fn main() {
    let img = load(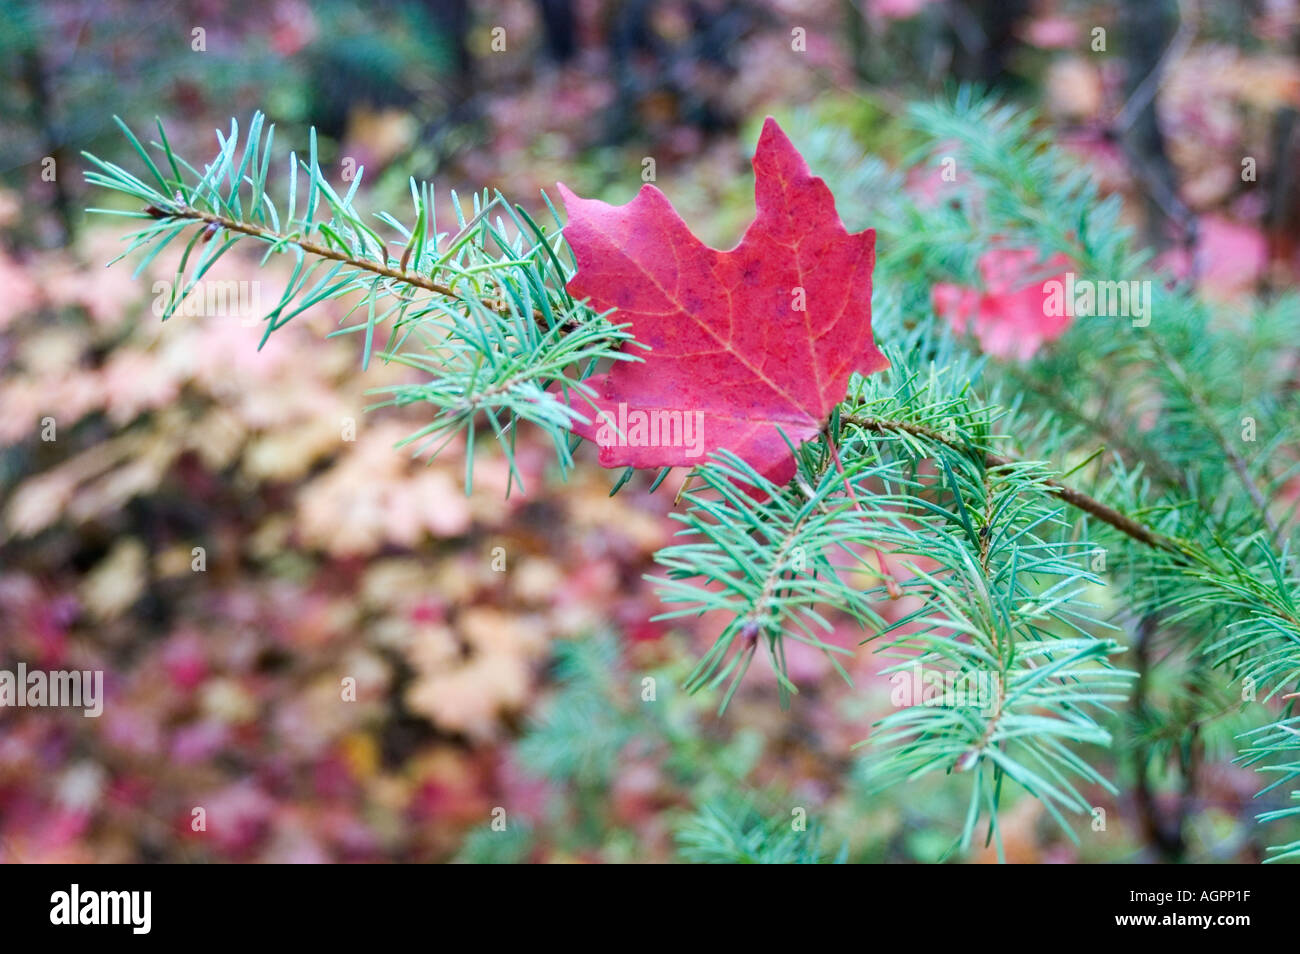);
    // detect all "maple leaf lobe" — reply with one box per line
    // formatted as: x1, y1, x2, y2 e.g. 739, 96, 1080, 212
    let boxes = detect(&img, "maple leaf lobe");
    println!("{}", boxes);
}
558, 117, 888, 486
